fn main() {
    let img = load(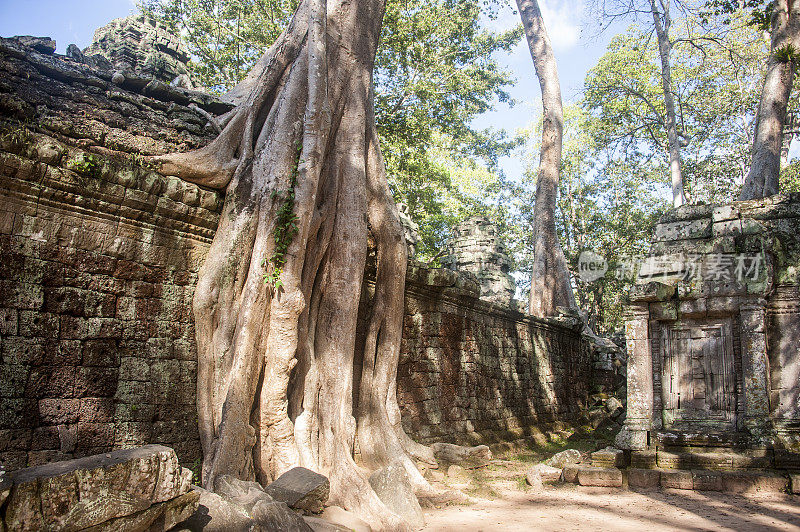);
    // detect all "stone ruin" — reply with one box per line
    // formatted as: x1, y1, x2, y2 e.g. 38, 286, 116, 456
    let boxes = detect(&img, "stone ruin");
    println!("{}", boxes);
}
616, 195, 800, 469
82, 15, 194, 89
441, 217, 517, 307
